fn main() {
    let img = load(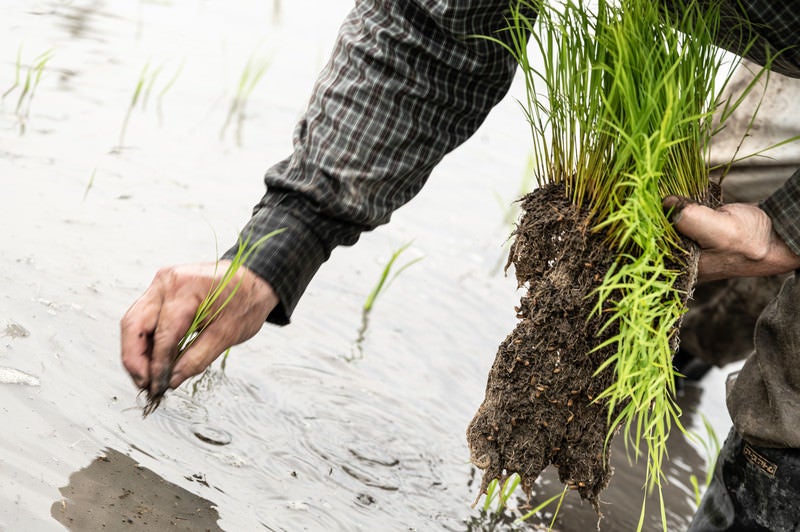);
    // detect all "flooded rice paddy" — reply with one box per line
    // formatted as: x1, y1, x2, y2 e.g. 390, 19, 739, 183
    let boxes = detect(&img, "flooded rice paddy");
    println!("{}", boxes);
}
0, 1, 737, 530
